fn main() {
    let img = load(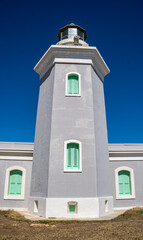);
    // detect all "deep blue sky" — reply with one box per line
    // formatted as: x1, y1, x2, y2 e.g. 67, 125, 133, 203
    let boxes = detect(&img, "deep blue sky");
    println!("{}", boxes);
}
0, 0, 143, 143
